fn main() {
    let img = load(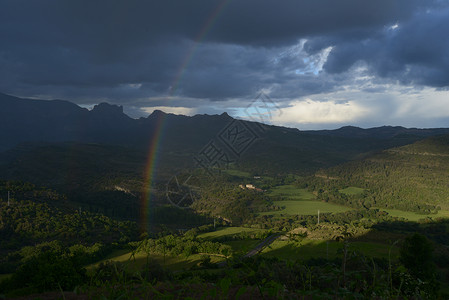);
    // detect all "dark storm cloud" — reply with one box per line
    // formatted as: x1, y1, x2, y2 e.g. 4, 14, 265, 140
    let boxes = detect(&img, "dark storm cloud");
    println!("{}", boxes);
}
210, 0, 424, 45
1, 0, 427, 49
320, 6, 449, 87
0, 0, 448, 117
